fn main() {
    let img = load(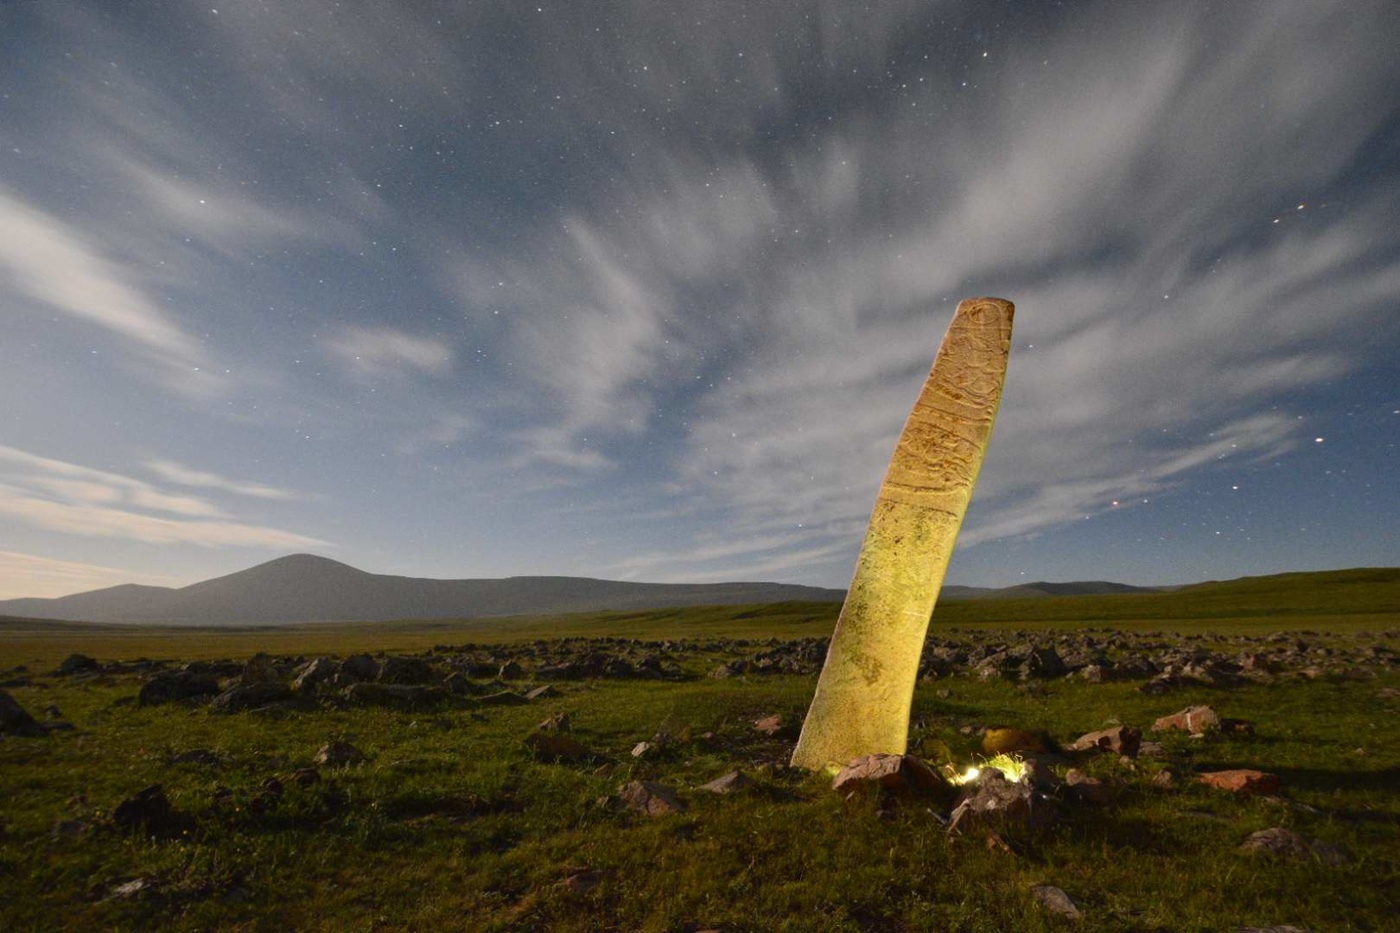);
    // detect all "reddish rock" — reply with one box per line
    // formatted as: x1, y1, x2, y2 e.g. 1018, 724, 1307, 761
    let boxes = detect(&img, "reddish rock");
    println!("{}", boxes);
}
1067, 725, 1142, 757
752, 714, 789, 737
1197, 769, 1281, 796
1151, 705, 1220, 735
832, 754, 943, 796
617, 780, 686, 816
